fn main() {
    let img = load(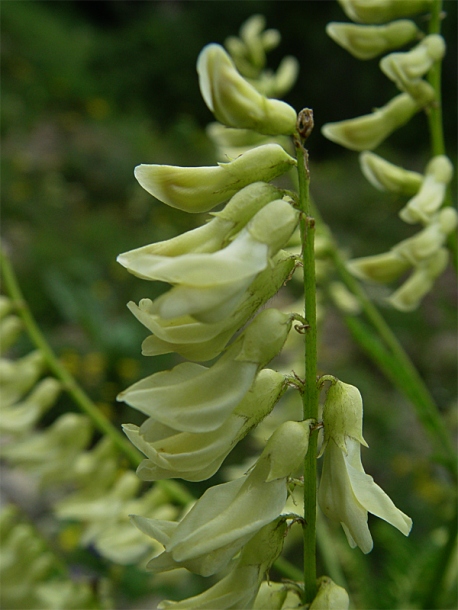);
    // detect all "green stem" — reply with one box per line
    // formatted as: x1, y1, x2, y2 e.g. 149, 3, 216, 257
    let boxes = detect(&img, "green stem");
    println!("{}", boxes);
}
295, 116, 319, 604
427, 0, 445, 157
0, 247, 195, 505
